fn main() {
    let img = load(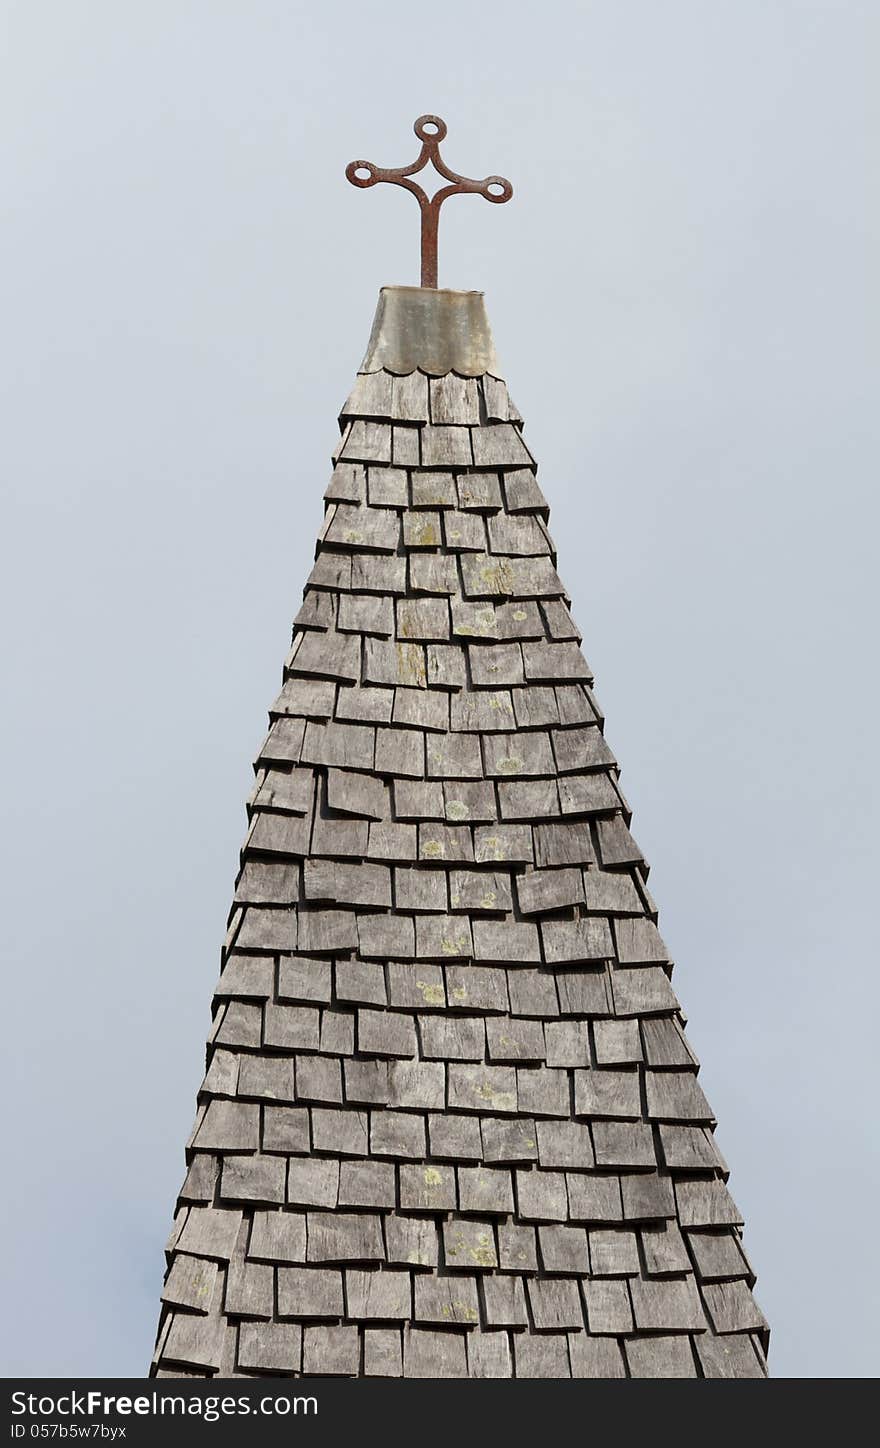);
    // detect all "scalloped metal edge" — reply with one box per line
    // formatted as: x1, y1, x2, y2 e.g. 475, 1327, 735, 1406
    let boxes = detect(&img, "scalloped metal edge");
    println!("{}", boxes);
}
359, 286, 503, 378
